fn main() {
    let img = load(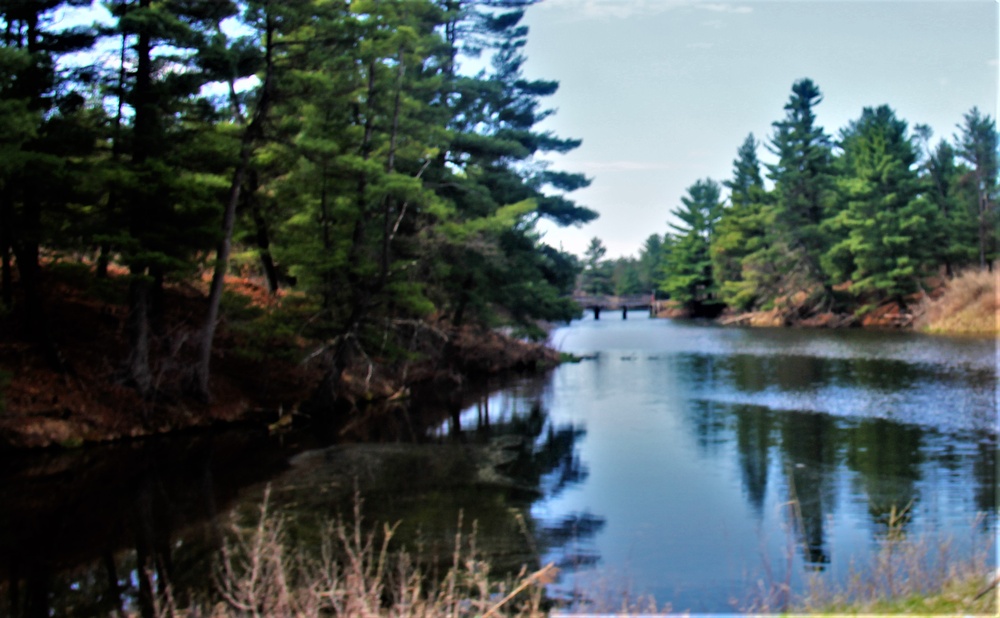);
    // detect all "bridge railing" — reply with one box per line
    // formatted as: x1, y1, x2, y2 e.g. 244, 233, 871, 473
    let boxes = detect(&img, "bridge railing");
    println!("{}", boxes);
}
571, 294, 655, 309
